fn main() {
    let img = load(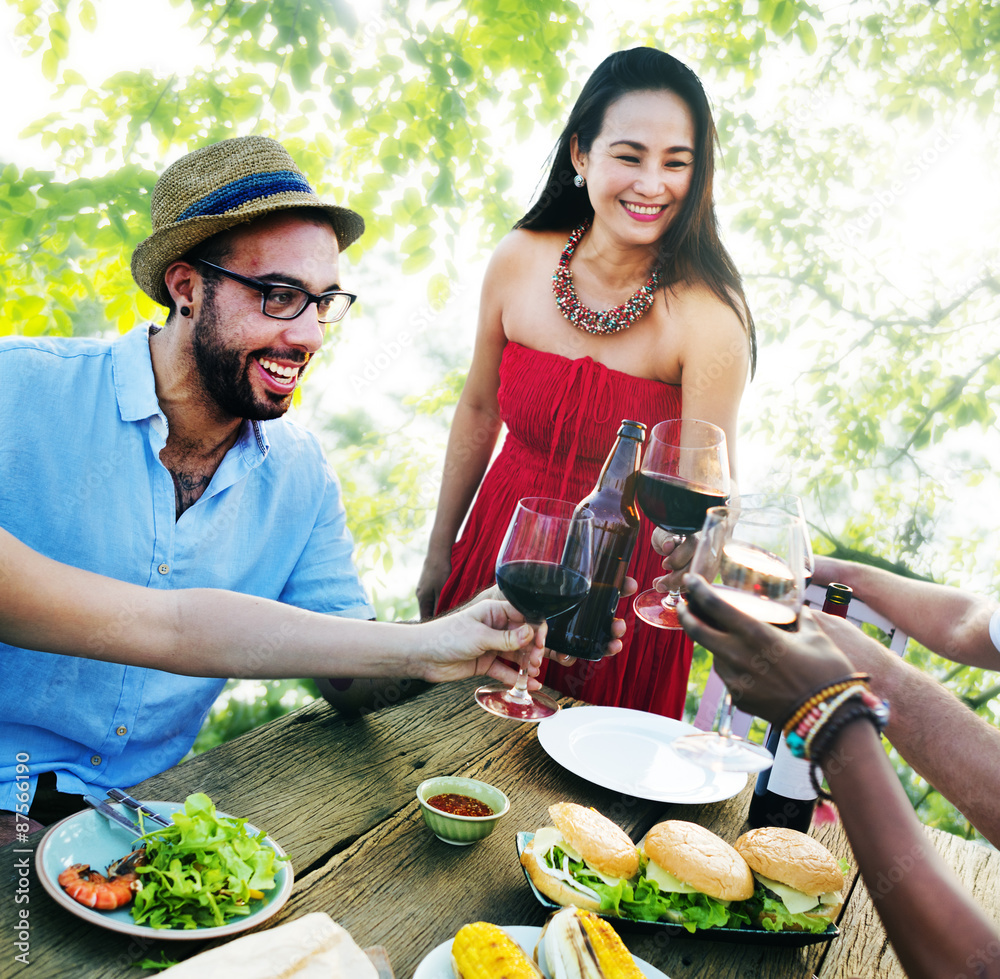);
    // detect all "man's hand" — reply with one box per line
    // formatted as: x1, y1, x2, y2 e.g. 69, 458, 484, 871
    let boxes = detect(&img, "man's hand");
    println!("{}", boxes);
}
811, 554, 852, 590
812, 610, 899, 682
419, 598, 546, 685
468, 579, 636, 668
